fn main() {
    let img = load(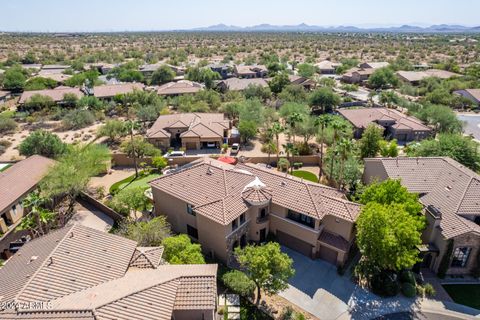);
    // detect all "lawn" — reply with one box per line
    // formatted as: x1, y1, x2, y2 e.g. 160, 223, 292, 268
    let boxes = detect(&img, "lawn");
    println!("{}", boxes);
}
109, 172, 161, 194
291, 170, 318, 183
443, 284, 480, 310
